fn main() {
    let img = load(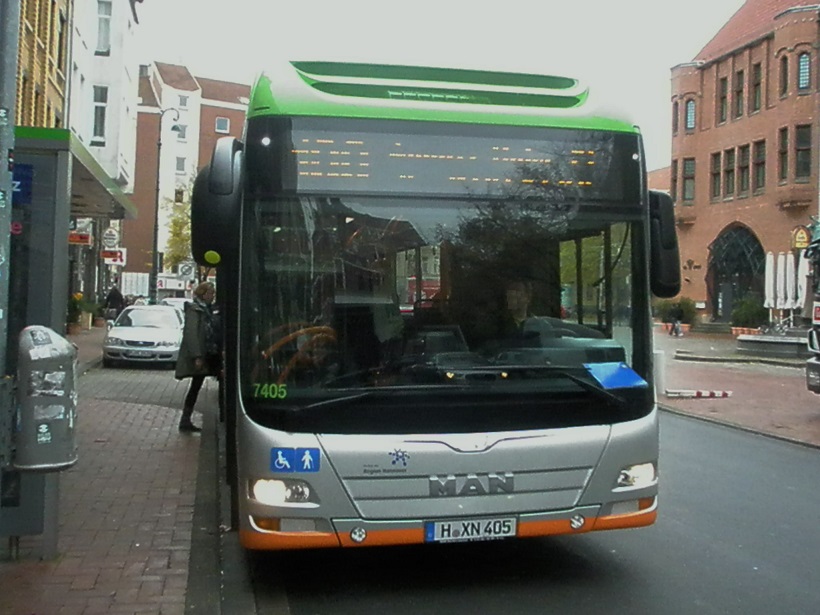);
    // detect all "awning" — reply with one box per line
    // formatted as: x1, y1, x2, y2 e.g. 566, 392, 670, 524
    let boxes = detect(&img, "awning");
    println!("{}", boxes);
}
14, 126, 138, 220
